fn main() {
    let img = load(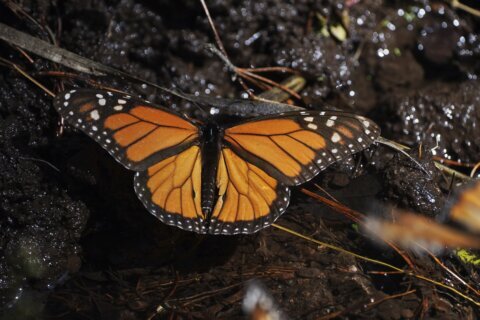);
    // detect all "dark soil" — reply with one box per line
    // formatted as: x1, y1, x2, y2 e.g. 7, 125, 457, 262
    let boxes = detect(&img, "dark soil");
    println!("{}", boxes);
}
0, 0, 479, 319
